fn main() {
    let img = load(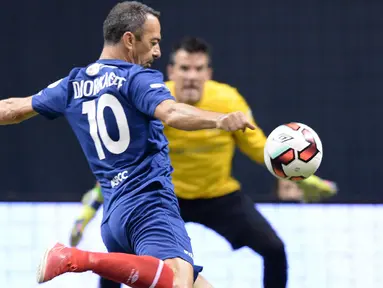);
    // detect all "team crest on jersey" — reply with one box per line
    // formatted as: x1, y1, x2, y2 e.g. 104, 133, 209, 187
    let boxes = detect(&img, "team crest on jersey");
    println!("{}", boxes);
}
86, 63, 118, 76
86, 63, 101, 76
